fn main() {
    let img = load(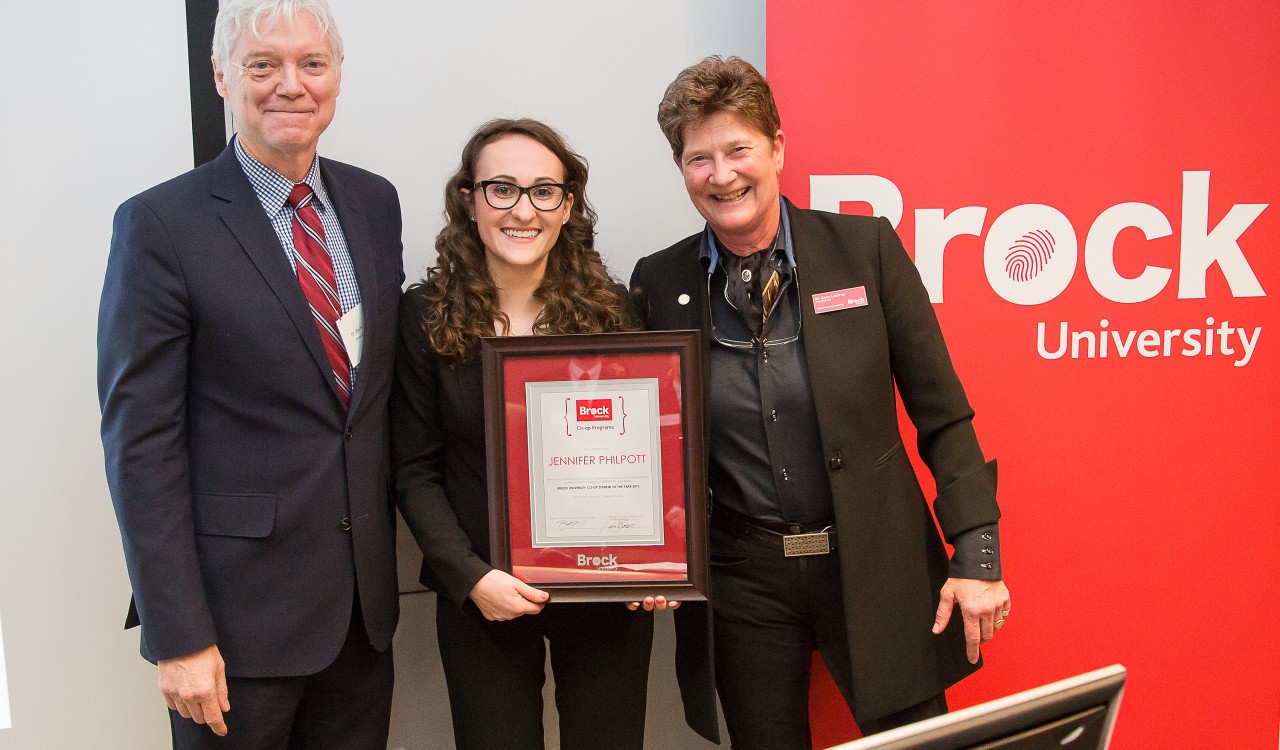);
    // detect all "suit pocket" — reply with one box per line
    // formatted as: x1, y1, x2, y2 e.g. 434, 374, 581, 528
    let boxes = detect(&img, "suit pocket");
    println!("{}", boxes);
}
192, 492, 277, 538
709, 554, 751, 568
872, 439, 904, 468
